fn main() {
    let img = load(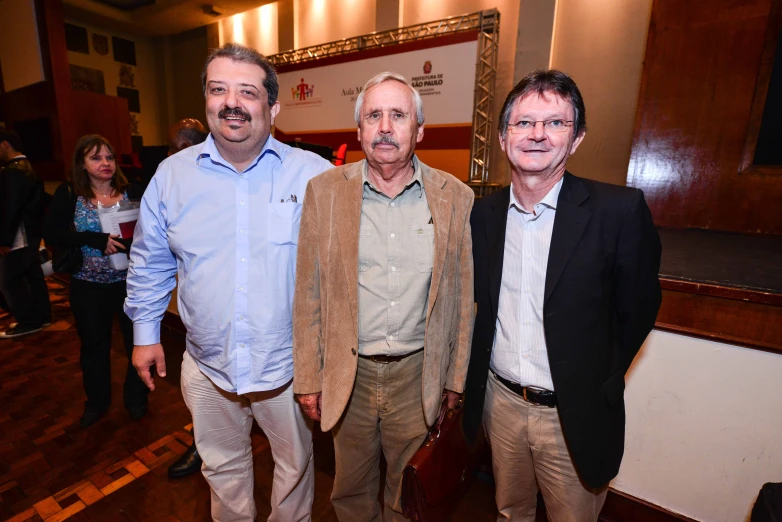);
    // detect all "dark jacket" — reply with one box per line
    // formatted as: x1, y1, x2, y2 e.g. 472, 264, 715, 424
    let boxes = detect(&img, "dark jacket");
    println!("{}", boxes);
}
43, 182, 143, 253
463, 172, 662, 489
1, 157, 47, 247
